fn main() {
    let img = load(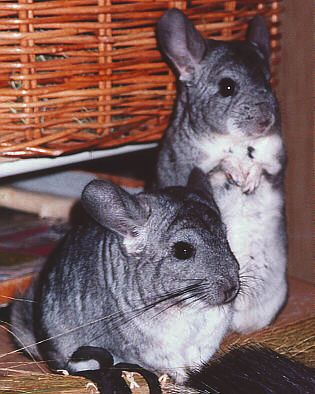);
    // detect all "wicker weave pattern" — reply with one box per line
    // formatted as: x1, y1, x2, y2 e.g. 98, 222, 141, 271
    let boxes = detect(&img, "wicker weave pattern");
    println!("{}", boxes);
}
0, 1, 281, 158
